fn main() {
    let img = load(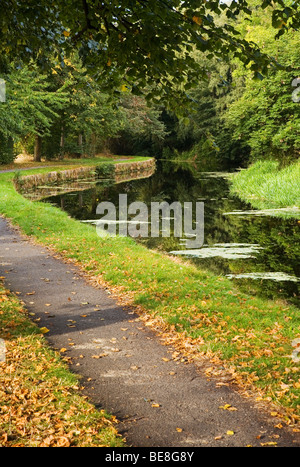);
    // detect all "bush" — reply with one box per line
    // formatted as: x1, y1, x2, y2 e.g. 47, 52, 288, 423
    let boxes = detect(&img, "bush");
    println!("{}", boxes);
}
0, 135, 15, 164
